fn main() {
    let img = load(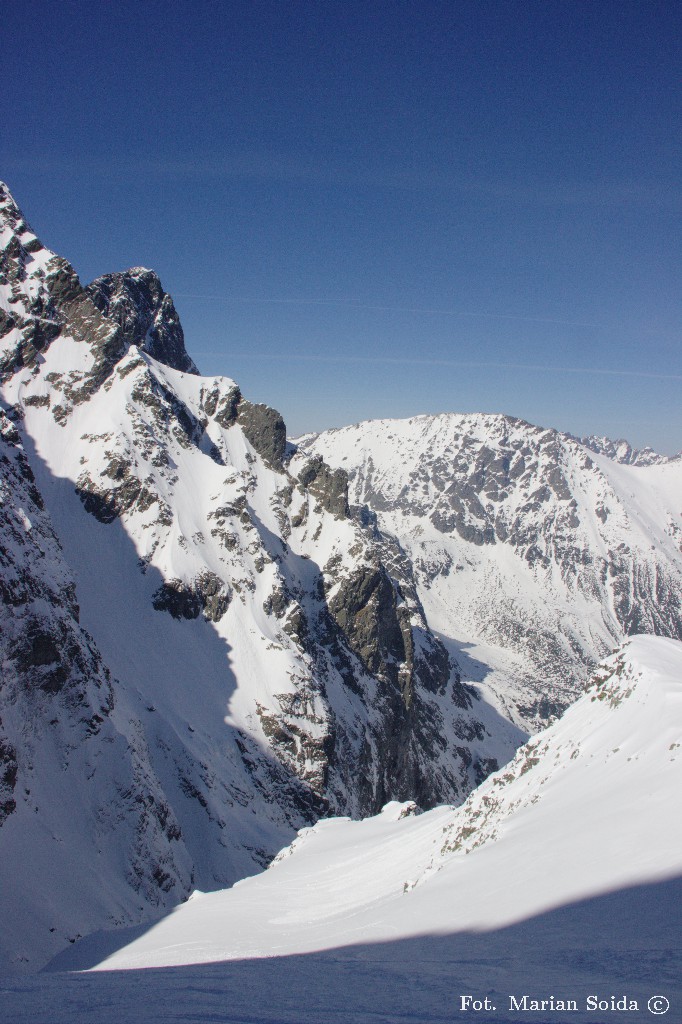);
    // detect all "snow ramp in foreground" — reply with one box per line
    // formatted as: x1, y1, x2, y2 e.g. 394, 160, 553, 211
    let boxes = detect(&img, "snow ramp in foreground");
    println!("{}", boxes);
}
80, 634, 682, 971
